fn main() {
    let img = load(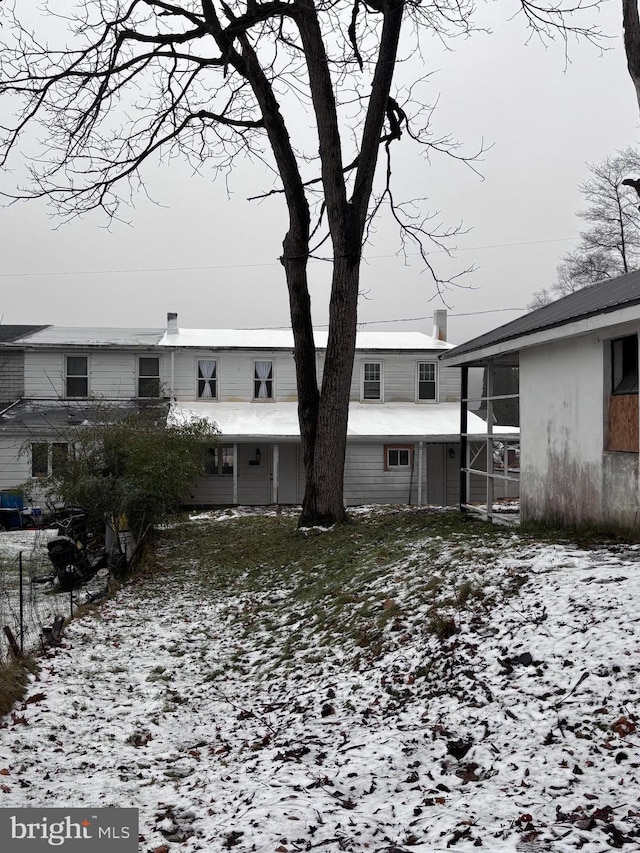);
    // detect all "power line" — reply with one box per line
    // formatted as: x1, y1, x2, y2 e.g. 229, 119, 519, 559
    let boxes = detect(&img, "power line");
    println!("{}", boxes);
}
253, 307, 528, 330
0, 236, 575, 279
